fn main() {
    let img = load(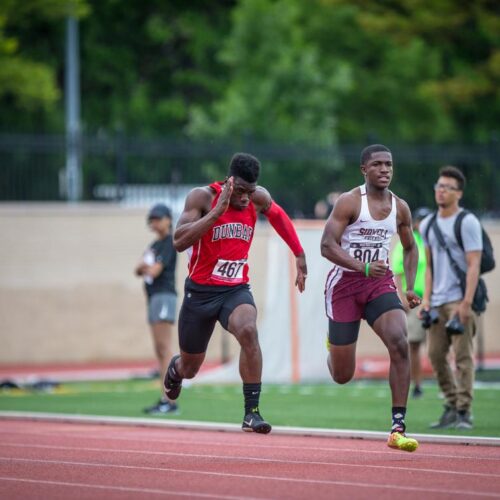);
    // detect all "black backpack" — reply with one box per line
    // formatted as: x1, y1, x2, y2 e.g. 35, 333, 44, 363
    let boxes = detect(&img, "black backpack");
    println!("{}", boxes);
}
454, 210, 495, 274
425, 209, 495, 274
